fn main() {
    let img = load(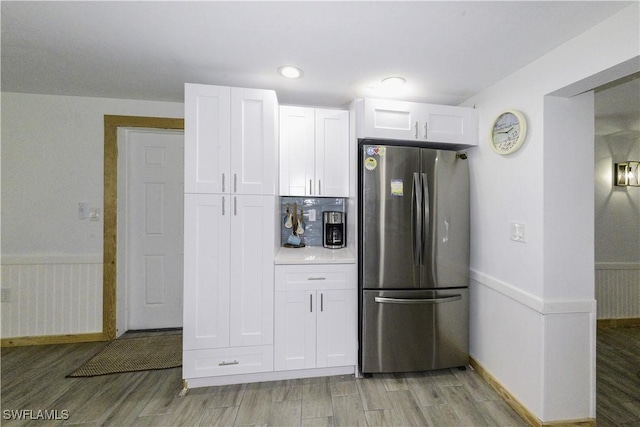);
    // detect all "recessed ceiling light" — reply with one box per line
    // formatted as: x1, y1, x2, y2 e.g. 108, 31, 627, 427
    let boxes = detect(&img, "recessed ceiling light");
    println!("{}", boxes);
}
381, 76, 406, 87
278, 65, 303, 79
